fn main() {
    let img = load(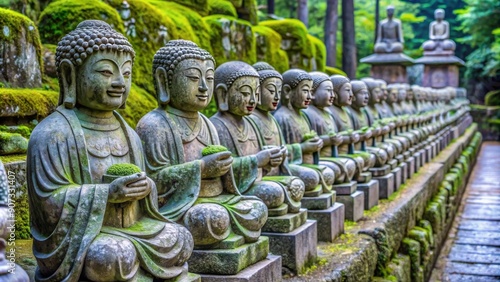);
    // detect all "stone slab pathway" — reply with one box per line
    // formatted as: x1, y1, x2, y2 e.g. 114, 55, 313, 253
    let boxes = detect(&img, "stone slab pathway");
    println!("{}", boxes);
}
442, 142, 500, 281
